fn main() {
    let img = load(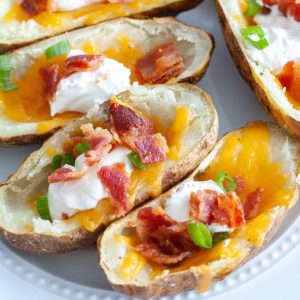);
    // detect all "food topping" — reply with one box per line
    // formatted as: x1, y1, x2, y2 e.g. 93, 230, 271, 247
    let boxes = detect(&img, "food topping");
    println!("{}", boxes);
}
137, 43, 185, 84
243, 188, 263, 220
0, 55, 18, 92
216, 170, 237, 192
109, 101, 169, 164
244, 0, 263, 16
98, 163, 130, 215
127, 152, 148, 170
51, 153, 75, 172
35, 195, 52, 221
187, 222, 212, 249
240, 25, 269, 50
277, 61, 300, 107
45, 40, 71, 60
